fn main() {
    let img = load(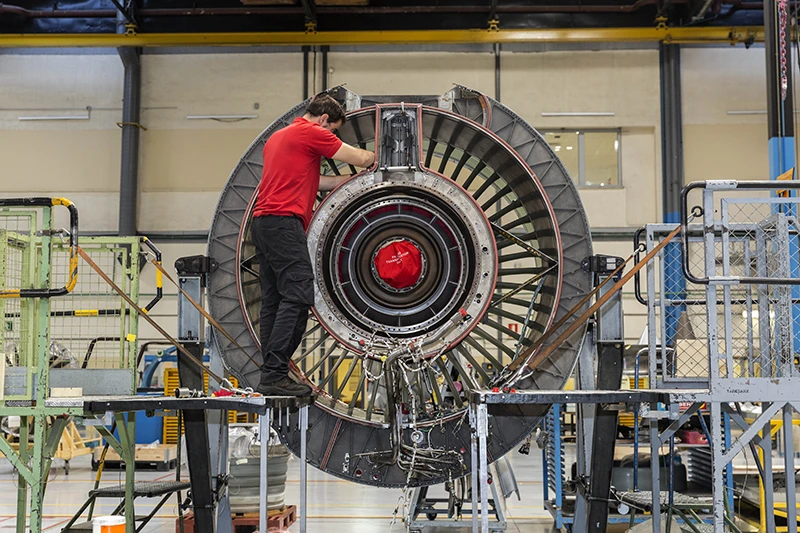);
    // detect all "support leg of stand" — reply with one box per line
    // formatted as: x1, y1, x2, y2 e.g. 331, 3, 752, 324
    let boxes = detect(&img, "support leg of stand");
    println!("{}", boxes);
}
259, 408, 270, 533
28, 415, 47, 533
650, 415, 661, 533
16, 417, 29, 533
710, 402, 725, 533
490, 479, 506, 526
300, 405, 308, 533
470, 407, 478, 533
478, 403, 489, 533
784, 404, 797, 533
761, 425, 777, 533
